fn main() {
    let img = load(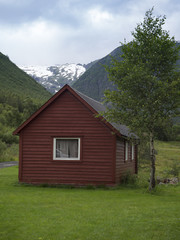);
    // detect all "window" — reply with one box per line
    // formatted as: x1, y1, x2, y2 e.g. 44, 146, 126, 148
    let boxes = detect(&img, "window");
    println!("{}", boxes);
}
53, 138, 80, 160
125, 141, 128, 161
131, 144, 135, 160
